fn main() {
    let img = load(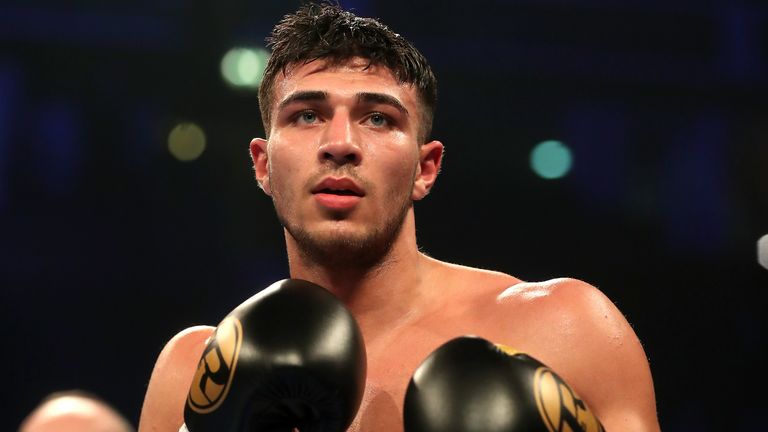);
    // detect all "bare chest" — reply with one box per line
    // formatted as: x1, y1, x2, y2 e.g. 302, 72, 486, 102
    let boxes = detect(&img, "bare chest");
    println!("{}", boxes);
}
347, 314, 501, 432
344, 276, 534, 431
